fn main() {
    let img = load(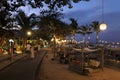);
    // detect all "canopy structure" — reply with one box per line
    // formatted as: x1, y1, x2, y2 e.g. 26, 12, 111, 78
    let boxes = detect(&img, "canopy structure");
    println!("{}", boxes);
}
73, 47, 101, 53
69, 47, 103, 75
